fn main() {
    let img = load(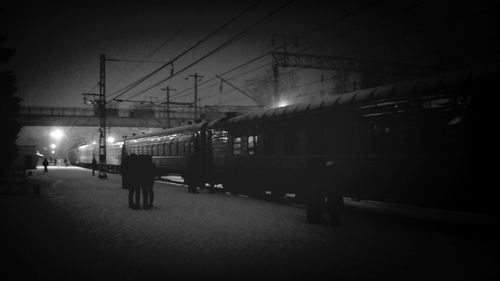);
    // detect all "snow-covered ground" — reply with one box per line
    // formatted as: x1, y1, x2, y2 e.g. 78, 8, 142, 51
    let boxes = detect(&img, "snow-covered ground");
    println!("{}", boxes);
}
1, 166, 497, 280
